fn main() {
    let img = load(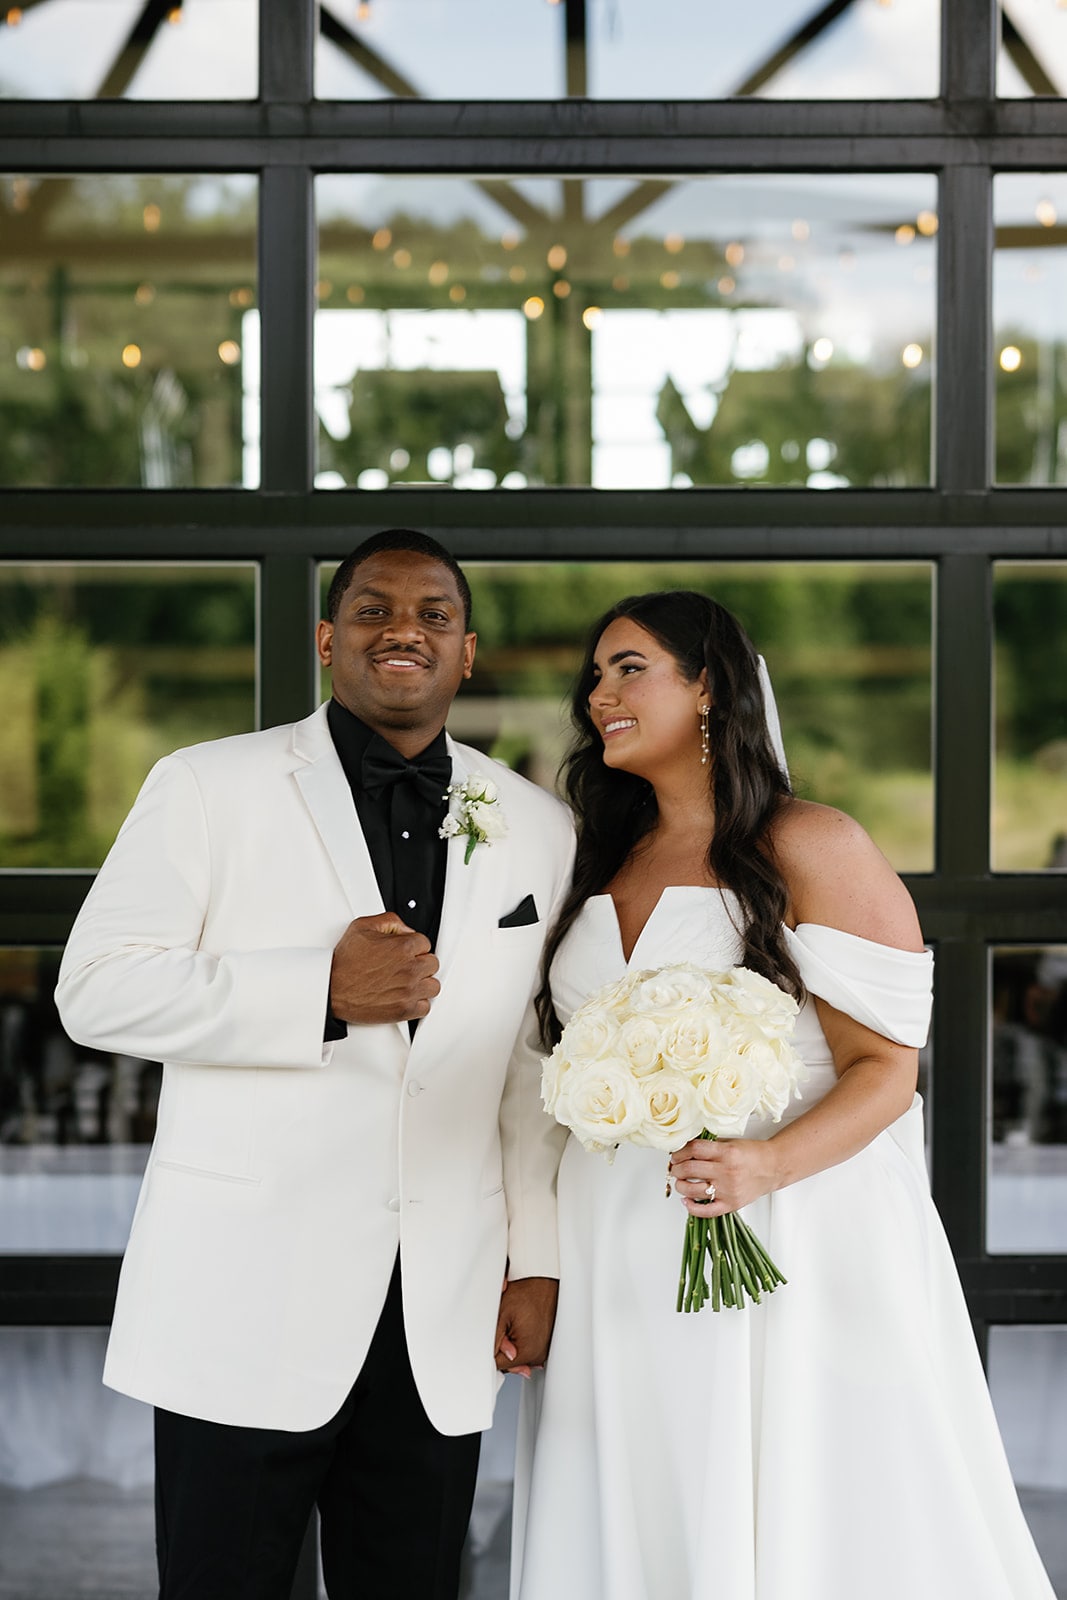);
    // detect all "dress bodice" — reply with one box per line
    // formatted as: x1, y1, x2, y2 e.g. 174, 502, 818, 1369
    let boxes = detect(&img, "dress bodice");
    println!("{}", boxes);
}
551, 887, 933, 1131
